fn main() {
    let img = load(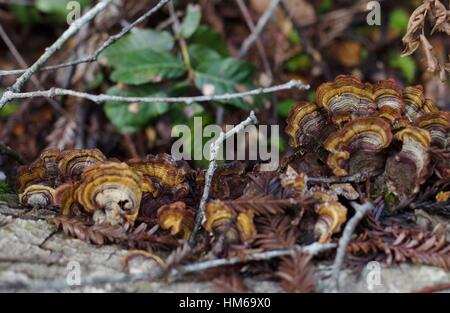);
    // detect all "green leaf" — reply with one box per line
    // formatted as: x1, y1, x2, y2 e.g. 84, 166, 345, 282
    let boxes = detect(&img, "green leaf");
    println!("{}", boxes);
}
190, 26, 229, 57
104, 85, 169, 134
194, 57, 255, 110
110, 50, 186, 85
99, 29, 174, 66
284, 53, 312, 72
0, 90, 19, 117
389, 9, 409, 35
36, 0, 91, 14
188, 44, 222, 69
389, 52, 416, 83
277, 99, 296, 118
10, 5, 42, 25
85, 72, 104, 90
318, 0, 333, 13
180, 4, 202, 38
